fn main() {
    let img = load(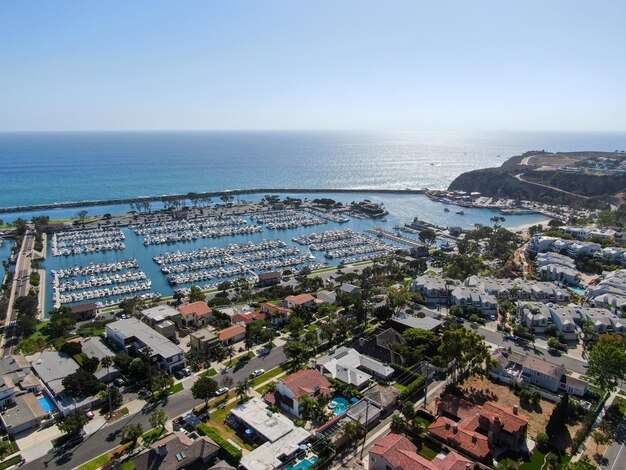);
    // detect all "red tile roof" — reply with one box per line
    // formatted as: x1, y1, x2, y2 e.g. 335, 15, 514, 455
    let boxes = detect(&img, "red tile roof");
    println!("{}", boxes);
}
284, 294, 316, 305
370, 433, 474, 470
178, 301, 212, 317
281, 369, 332, 398
218, 325, 245, 341
232, 311, 266, 324
429, 416, 490, 460
261, 303, 291, 316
